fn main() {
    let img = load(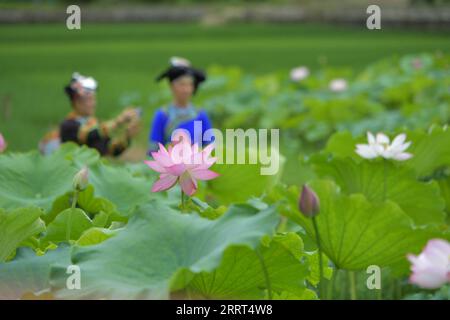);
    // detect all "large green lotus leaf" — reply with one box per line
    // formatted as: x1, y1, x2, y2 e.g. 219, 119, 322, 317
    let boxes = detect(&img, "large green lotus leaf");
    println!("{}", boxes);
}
186, 233, 310, 299
304, 251, 334, 286
406, 126, 450, 178
0, 245, 71, 299
0, 152, 78, 211
273, 289, 318, 300
53, 142, 101, 168
44, 186, 120, 226
41, 208, 93, 244
76, 185, 115, 215
208, 146, 284, 204
278, 180, 438, 271
49, 201, 279, 299
0, 207, 46, 262
310, 156, 446, 226
88, 163, 153, 216
324, 131, 363, 159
